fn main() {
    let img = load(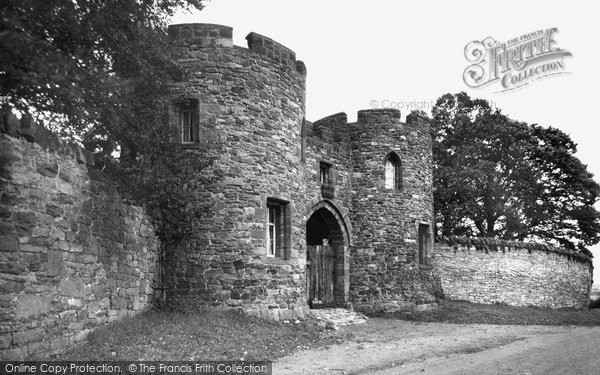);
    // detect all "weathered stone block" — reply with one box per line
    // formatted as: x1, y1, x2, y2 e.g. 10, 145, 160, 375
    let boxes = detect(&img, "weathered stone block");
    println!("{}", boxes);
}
0, 279, 25, 294
27, 340, 50, 357
0, 333, 11, 349
1, 345, 28, 360
15, 295, 50, 320
0, 235, 18, 252
47, 250, 66, 276
12, 328, 44, 345
50, 336, 70, 350
36, 159, 59, 178
60, 278, 85, 297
